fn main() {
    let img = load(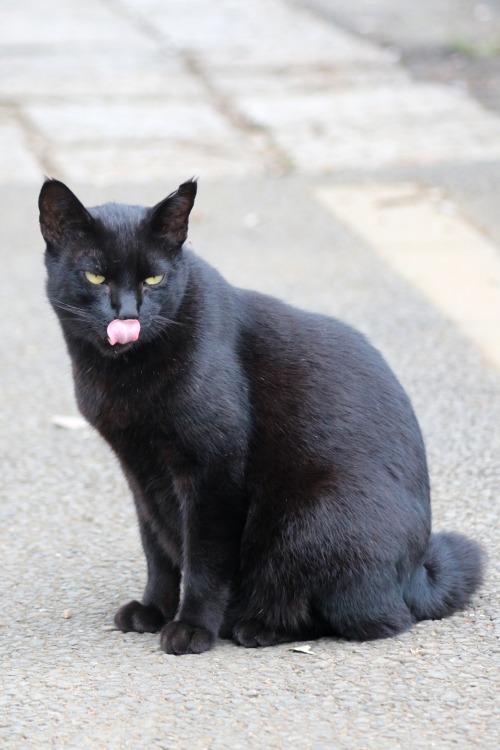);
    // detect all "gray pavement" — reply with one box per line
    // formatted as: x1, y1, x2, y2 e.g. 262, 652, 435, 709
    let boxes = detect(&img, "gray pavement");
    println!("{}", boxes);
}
0, 2, 499, 749
298, 0, 500, 112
